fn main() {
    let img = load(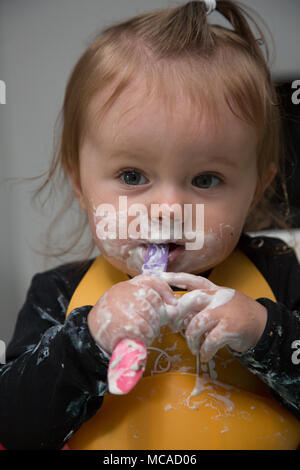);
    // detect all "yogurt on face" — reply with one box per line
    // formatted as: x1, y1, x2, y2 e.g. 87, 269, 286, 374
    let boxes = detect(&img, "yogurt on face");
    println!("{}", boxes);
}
93, 204, 236, 274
